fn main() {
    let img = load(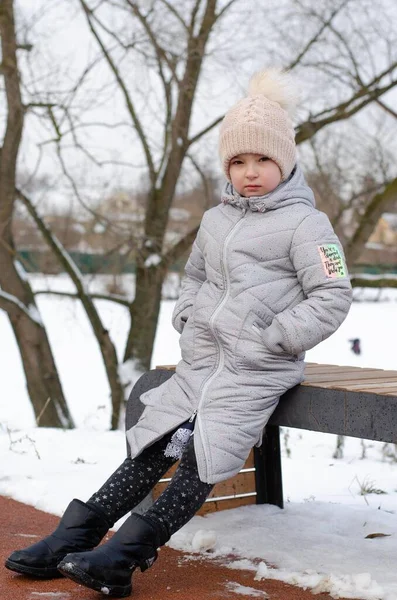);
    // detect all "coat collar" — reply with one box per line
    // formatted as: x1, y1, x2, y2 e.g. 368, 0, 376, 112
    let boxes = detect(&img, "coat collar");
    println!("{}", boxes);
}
221, 165, 316, 212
